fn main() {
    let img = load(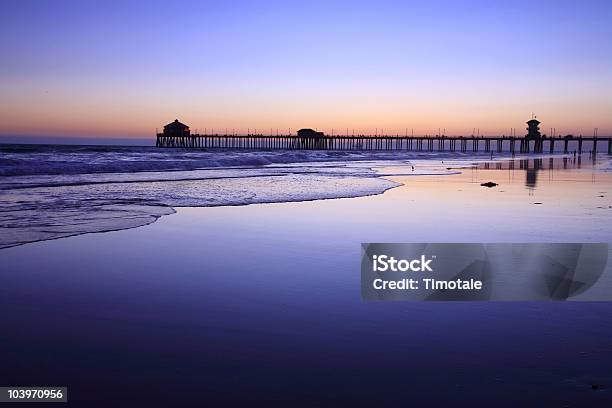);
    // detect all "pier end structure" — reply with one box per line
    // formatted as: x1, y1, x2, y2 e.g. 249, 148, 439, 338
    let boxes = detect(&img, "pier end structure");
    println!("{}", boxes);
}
157, 119, 190, 147
522, 118, 543, 153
